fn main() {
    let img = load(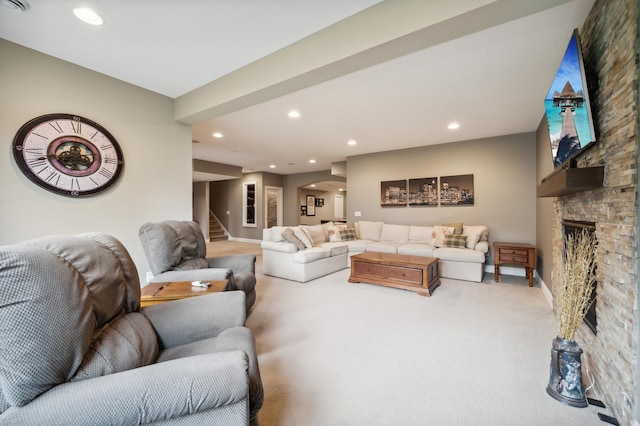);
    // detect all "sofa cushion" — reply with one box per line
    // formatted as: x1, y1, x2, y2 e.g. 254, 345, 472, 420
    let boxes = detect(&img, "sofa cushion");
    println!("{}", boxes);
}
408, 225, 435, 243
269, 226, 288, 242
358, 221, 384, 241
281, 228, 305, 250
366, 242, 401, 254
292, 247, 330, 264
397, 244, 435, 257
328, 244, 348, 256
442, 234, 467, 249
342, 240, 375, 252
463, 225, 488, 249
431, 226, 455, 247
380, 224, 410, 244
434, 247, 486, 263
